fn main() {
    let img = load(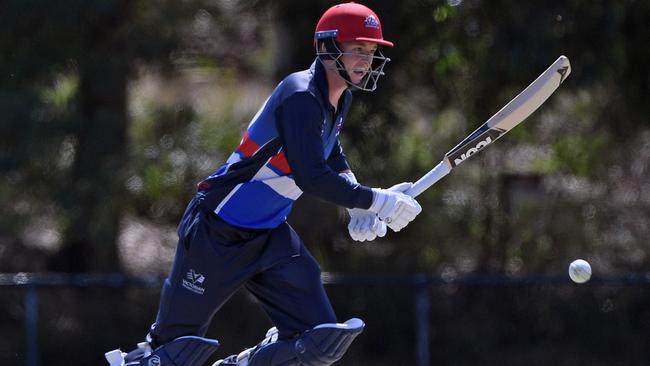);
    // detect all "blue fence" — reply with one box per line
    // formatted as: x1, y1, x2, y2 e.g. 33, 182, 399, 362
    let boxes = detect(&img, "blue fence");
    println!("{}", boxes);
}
2, 272, 650, 366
